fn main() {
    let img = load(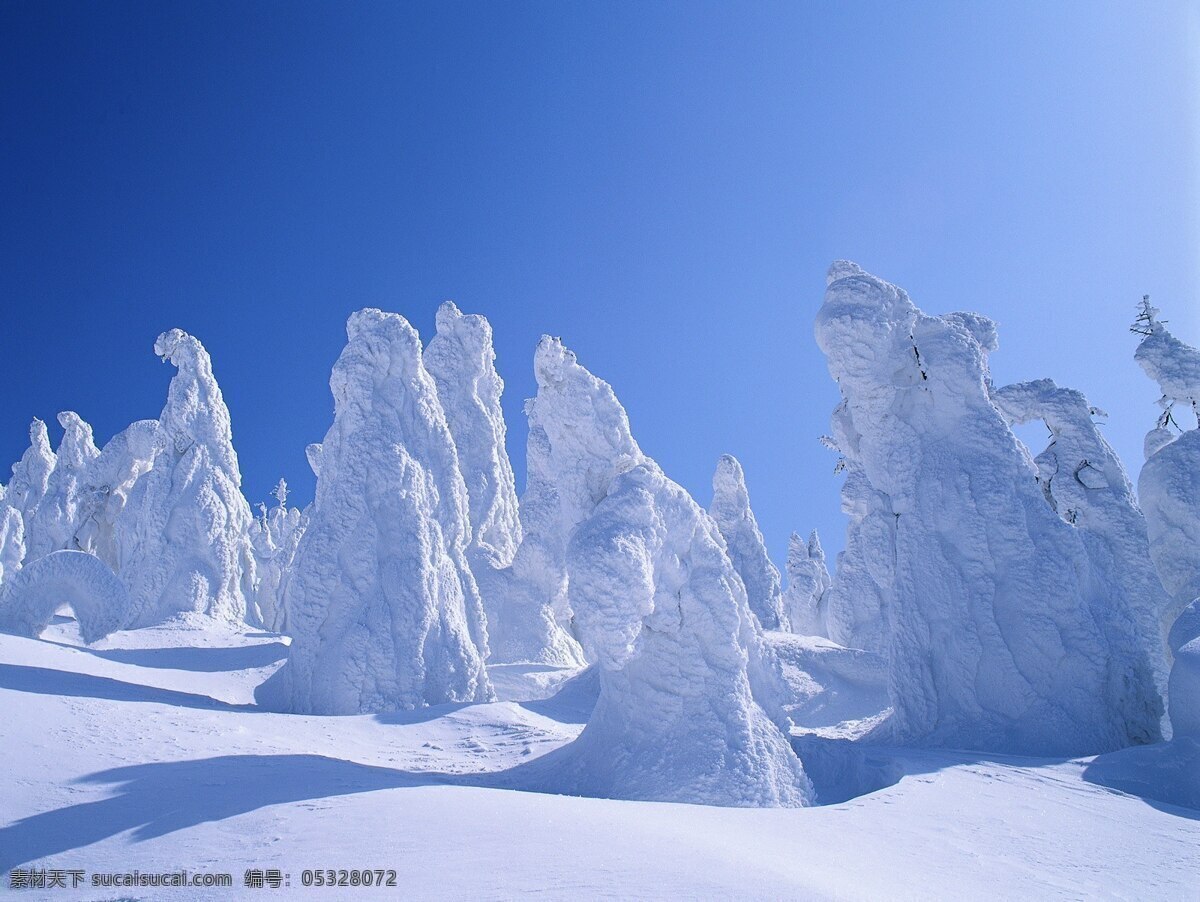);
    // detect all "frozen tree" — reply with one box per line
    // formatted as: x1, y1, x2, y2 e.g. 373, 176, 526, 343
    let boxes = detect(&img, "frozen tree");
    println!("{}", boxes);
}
709, 454, 788, 631
0, 550, 130, 643
25, 412, 99, 562
816, 261, 1162, 755
0, 506, 24, 586
115, 330, 258, 628
423, 301, 537, 663
1168, 600, 1200, 739
520, 339, 810, 807
782, 530, 831, 637
822, 461, 891, 652
4, 418, 55, 533
257, 309, 492, 714
249, 479, 306, 633
1133, 301, 1200, 627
